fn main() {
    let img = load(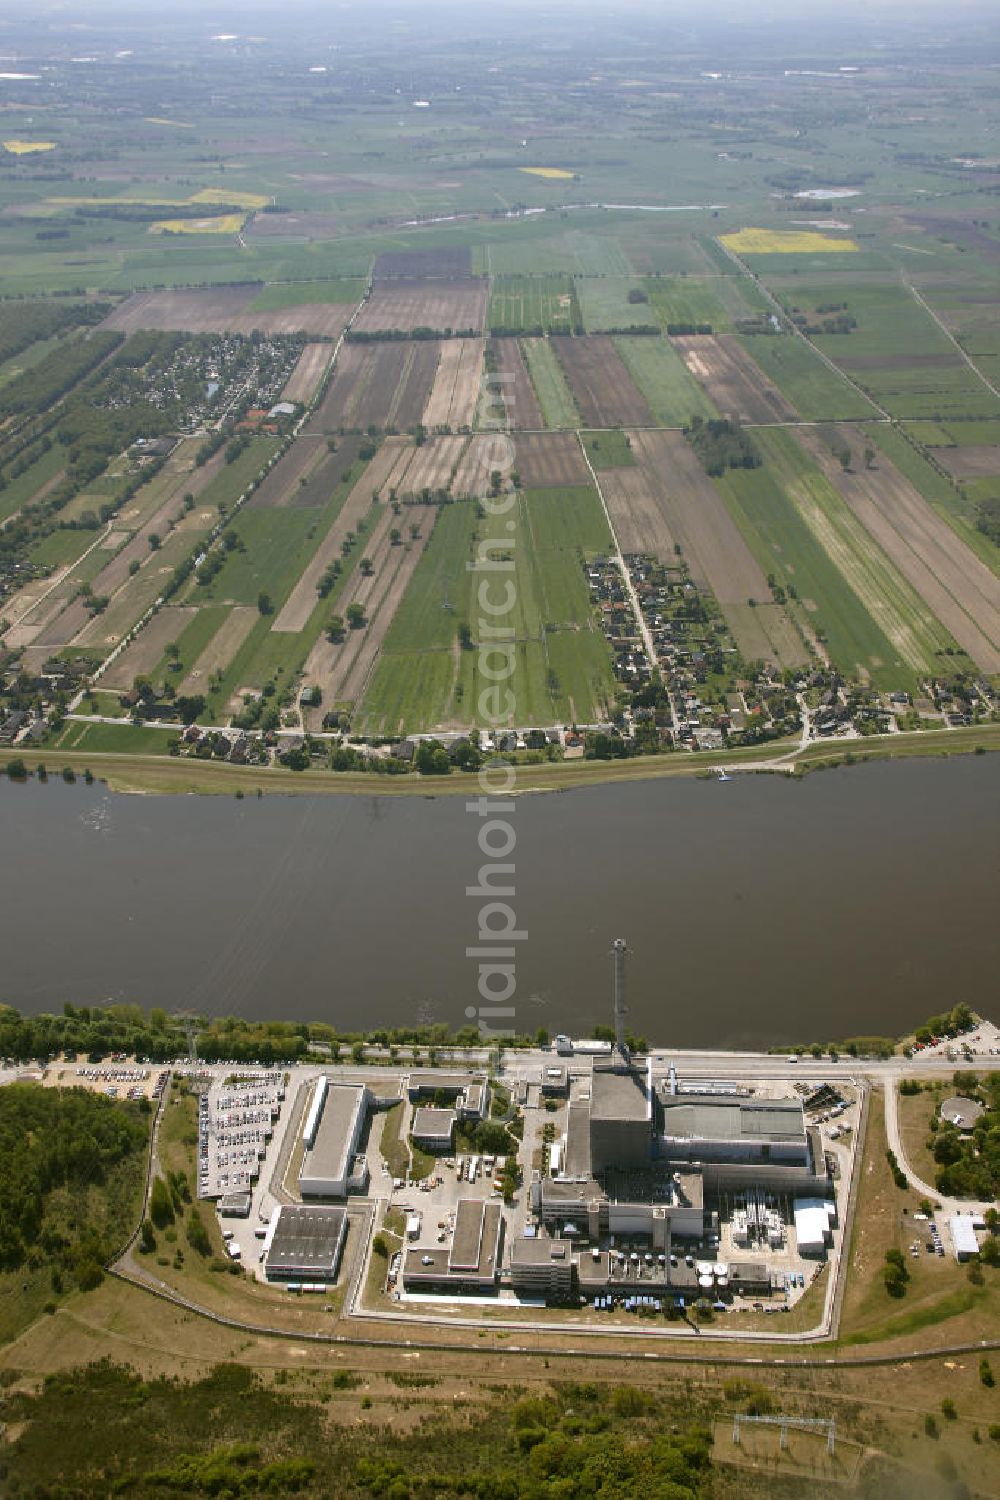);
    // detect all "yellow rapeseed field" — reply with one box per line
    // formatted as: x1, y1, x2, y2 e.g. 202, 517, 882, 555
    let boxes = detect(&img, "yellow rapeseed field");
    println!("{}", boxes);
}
519, 166, 575, 180
719, 227, 858, 254
151, 214, 245, 235
192, 187, 270, 210
143, 117, 193, 129
3, 140, 57, 155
